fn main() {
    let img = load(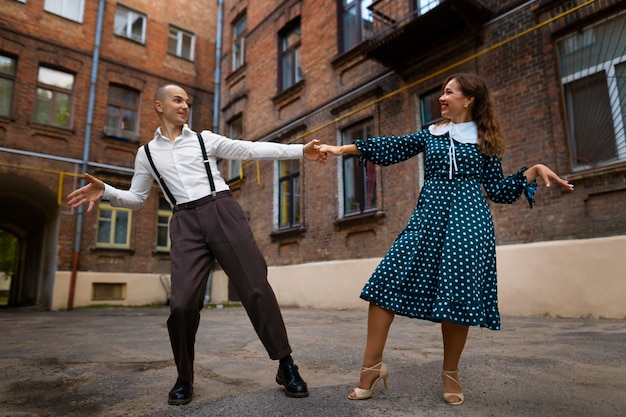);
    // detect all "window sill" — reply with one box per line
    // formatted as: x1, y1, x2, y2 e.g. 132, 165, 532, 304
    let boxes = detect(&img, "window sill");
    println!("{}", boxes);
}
272, 80, 305, 108
28, 120, 75, 135
166, 52, 194, 63
330, 41, 372, 70
90, 247, 135, 255
225, 64, 247, 85
114, 33, 146, 45
102, 128, 141, 145
334, 210, 386, 229
270, 225, 306, 241
566, 161, 626, 181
